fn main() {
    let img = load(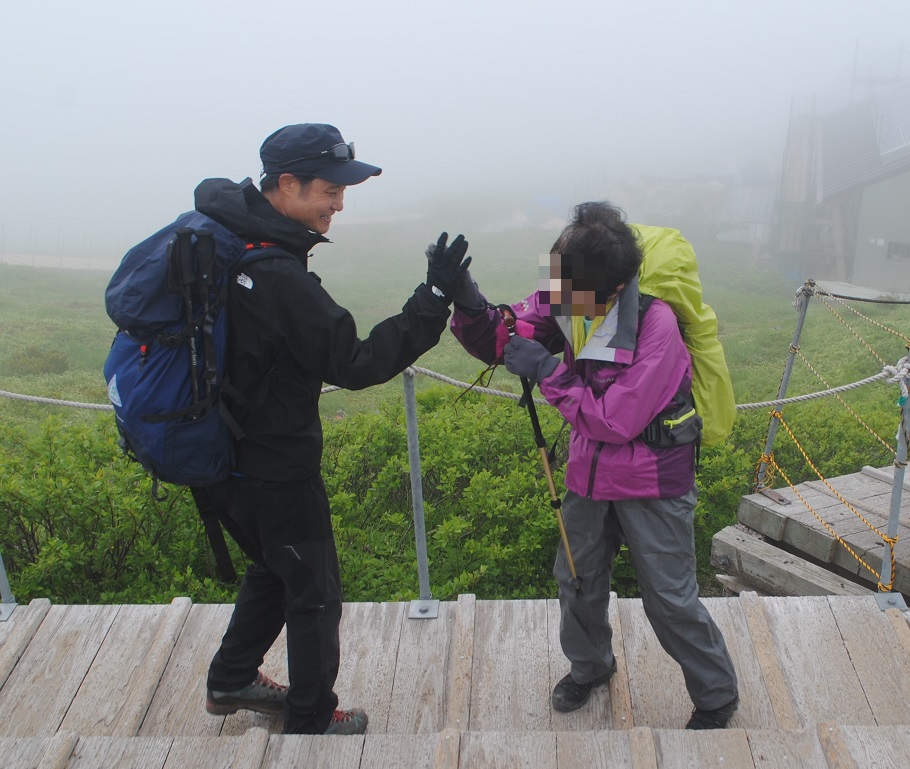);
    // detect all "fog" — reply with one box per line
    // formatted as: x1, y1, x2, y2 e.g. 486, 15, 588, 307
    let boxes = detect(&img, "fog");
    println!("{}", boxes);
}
1, 0, 907, 266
